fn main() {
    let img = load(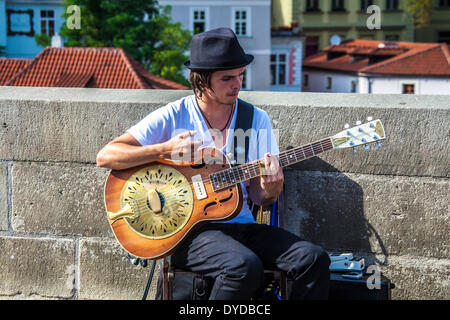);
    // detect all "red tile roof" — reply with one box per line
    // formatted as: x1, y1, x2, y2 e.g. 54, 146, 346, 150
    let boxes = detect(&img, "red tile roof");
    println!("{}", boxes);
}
303, 39, 450, 76
2, 47, 188, 89
0, 58, 32, 85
